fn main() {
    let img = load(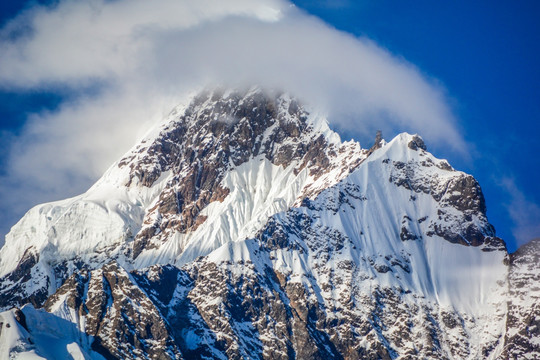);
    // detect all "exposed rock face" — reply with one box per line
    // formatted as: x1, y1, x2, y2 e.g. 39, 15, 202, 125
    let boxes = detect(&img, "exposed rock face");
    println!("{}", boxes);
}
407, 134, 426, 151
0, 88, 533, 360
0, 247, 48, 310
386, 140, 495, 247
502, 238, 540, 359
44, 262, 182, 360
